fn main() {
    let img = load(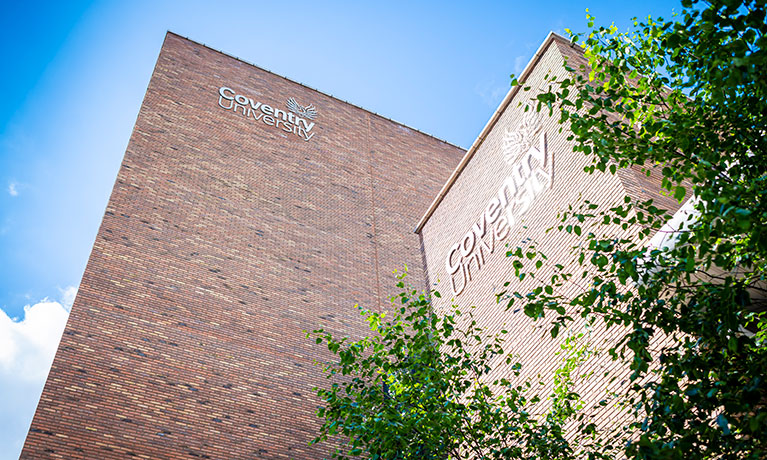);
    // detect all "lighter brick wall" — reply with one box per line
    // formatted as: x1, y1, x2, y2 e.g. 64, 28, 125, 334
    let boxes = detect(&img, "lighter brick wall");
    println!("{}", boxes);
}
420, 38, 646, 435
